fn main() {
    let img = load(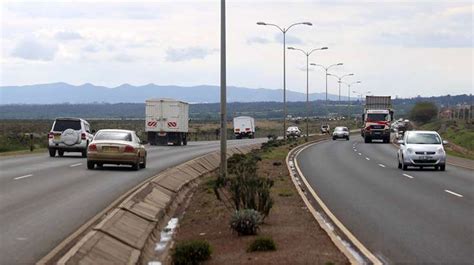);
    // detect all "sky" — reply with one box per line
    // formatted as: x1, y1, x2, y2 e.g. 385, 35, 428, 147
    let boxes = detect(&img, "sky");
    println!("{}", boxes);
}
0, 0, 472, 98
